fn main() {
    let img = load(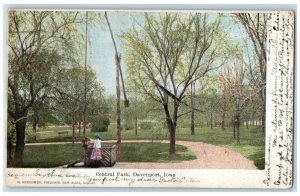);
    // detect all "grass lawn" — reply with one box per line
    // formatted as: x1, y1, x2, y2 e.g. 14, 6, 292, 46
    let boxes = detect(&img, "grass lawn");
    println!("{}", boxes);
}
34, 126, 73, 132
119, 143, 196, 162
29, 125, 265, 169
7, 143, 196, 168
